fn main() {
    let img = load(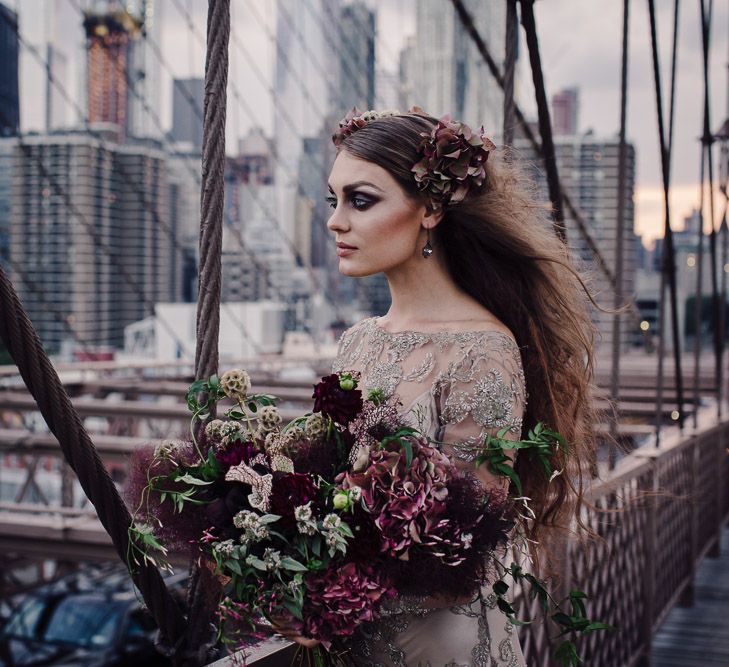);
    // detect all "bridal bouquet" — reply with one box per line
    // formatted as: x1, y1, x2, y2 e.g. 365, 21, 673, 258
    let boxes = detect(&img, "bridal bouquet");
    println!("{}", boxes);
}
126, 369, 609, 666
